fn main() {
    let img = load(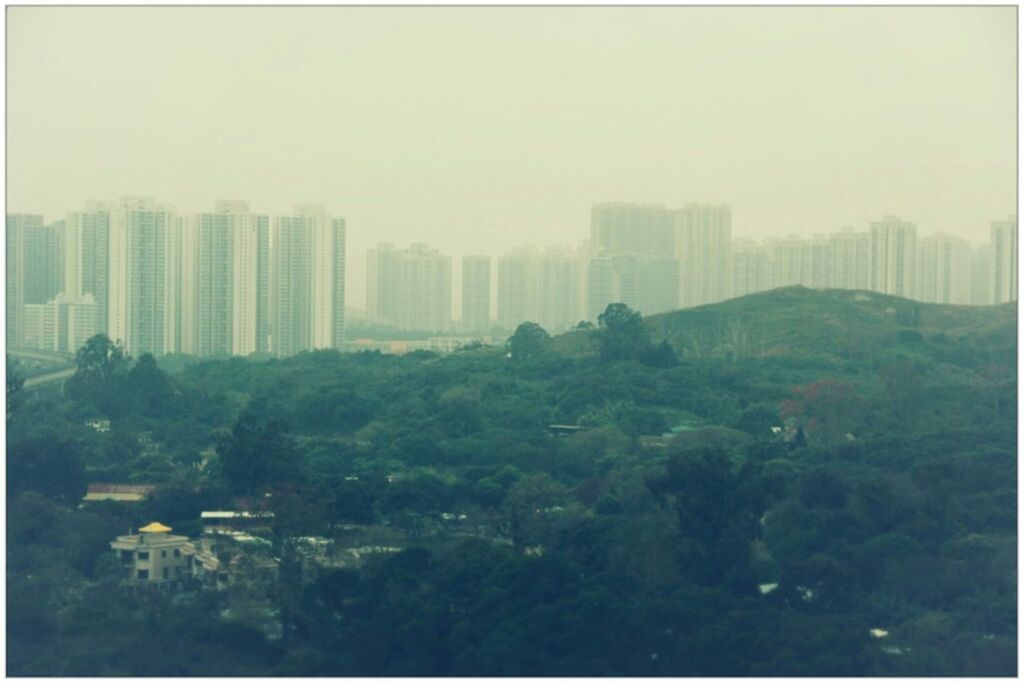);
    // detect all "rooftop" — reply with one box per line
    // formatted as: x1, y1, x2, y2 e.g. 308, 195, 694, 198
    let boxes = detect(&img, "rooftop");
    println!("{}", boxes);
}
84, 483, 156, 502
200, 510, 274, 520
